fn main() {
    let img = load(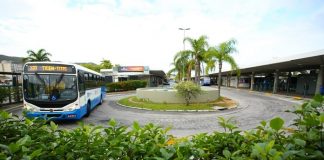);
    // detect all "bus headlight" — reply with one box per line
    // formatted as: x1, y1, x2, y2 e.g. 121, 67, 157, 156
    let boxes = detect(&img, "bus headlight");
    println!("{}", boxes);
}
24, 104, 35, 112
65, 103, 79, 111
